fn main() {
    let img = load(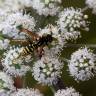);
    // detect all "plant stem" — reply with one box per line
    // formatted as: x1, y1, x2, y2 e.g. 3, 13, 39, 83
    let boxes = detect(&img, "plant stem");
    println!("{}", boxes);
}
22, 76, 26, 88
81, 6, 89, 12
65, 44, 96, 48
61, 57, 70, 63
50, 86, 56, 93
